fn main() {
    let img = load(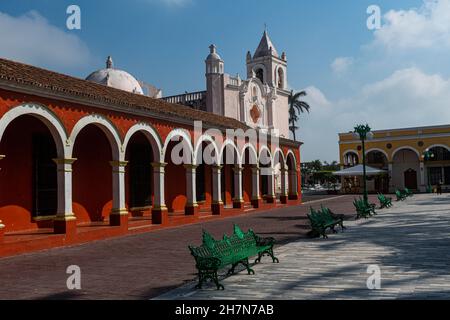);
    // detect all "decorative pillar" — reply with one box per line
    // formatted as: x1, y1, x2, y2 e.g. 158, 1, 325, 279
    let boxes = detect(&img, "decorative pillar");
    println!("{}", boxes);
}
388, 162, 394, 193
0, 155, 4, 241
251, 165, 263, 208
265, 167, 276, 204
151, 162, 168, 225
280, 168, 289, 204
109, 161, 129, 228
211, 165, 224, 215
288, 169, 299, 200
184, 164, 199, 216
232, 165, 244, 209
419, 161, 426, 192
52, 158, 77, 236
